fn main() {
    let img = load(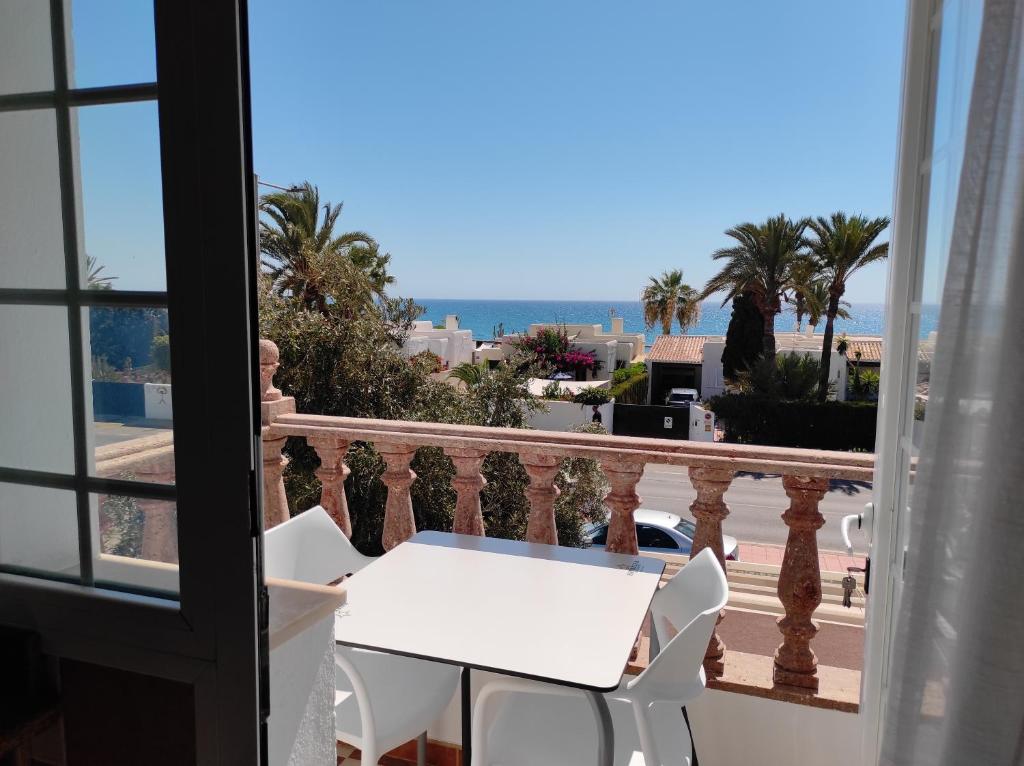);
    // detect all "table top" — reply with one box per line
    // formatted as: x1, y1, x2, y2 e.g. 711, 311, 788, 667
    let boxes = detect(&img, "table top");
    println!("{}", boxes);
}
334, 531, 665, 691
